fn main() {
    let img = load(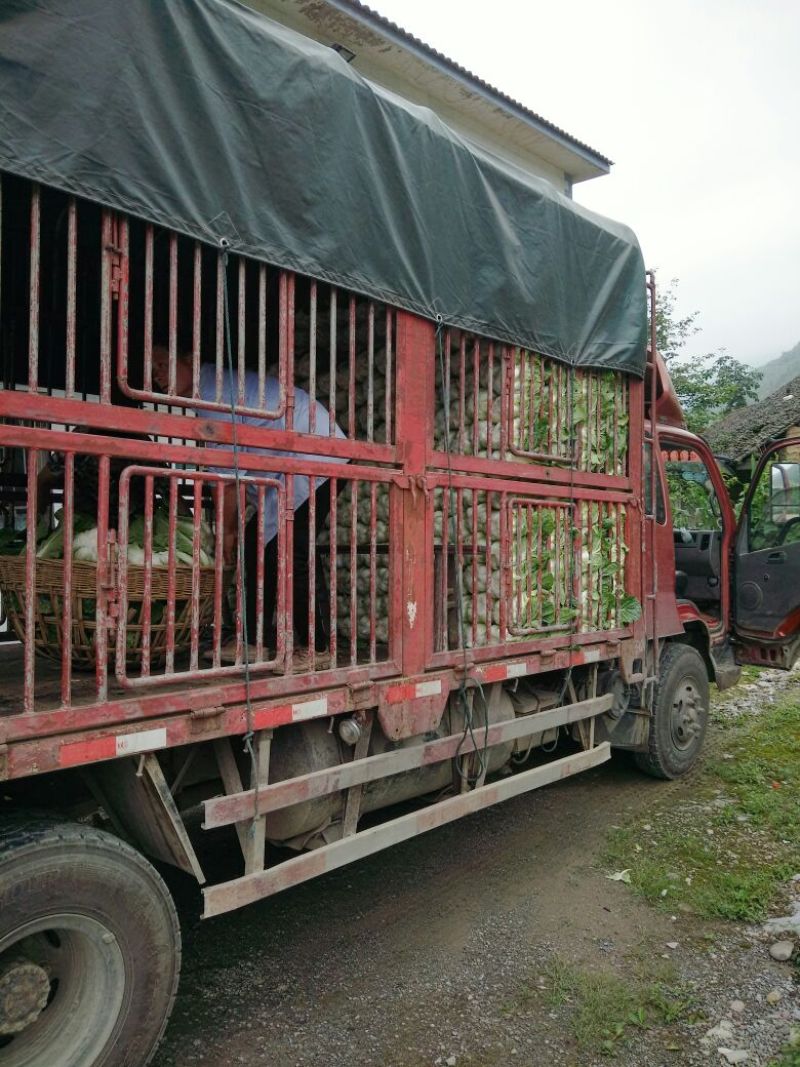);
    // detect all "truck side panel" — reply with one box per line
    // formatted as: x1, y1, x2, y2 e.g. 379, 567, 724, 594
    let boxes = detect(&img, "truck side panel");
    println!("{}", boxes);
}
0, 175, 645, 782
